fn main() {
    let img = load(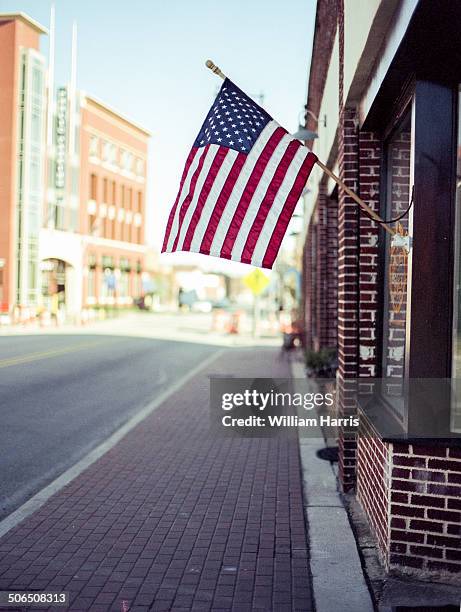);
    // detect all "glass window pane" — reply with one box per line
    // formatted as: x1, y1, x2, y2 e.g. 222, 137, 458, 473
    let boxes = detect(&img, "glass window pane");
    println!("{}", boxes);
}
381, 109, 413, 418
452, 87, 461, 431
